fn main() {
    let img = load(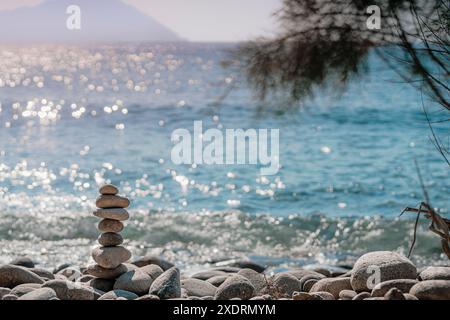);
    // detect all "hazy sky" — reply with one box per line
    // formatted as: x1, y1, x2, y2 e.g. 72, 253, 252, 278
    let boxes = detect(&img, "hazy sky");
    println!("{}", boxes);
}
0, 0, 281, 42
